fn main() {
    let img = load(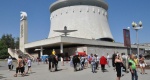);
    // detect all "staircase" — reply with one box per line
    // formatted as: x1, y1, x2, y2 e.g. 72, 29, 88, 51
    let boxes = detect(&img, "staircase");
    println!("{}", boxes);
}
8, 48, 19, 59
8, 48, 33, 59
